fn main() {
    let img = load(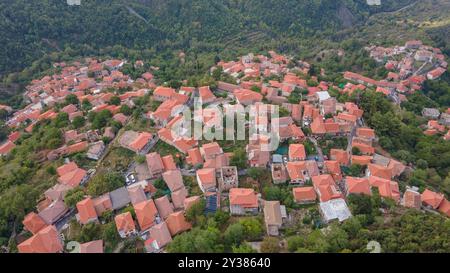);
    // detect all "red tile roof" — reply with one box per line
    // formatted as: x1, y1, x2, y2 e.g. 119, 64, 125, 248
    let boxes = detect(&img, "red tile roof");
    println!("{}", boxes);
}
166, 211, 192, 236
368, 163, 393, 180
76, 198, 98, 224
438, 199, 450, 217
312, 174, 342, 202
289, 144, 306, 161
114, 212, 136, 234
129, 132, 152, 152
229, 188, 258, 208
134, 200, 158, 231
186, 148, 203, 166
292, 187, 317, 203
199, 86, 216, 103
357, 128, 375, 139
330, 149, 349, 166
162, 170, 184, 192
22, 212, 48, 235
162, 155, 177, 171
79, 240, 103, 253
154, 195, 174, 219
346, 177, 371, 196
421, 189, 444, 209
351, 155, 372, 165
369, 176, 400, 202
